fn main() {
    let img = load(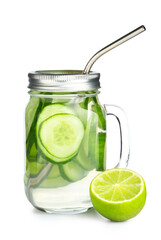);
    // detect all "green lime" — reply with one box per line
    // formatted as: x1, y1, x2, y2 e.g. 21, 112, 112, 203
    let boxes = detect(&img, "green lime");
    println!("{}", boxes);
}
90, 168, 146, 221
